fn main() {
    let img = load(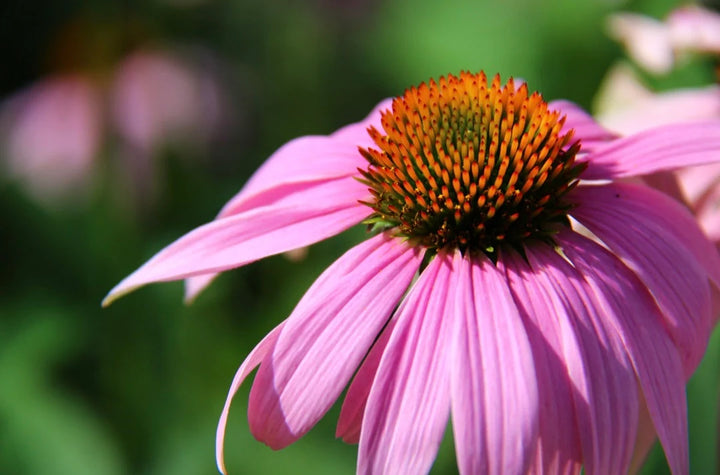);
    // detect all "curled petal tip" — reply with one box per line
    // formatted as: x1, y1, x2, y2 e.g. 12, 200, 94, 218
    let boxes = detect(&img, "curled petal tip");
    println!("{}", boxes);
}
216, 453, 228, 475
102, 281, 139, 307
184, 273, 218, 304
183, 287, 200, 306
